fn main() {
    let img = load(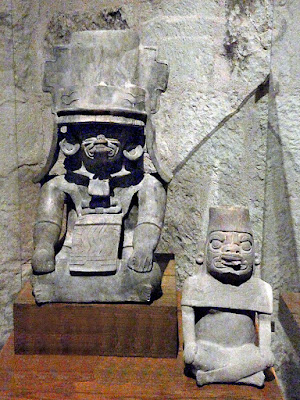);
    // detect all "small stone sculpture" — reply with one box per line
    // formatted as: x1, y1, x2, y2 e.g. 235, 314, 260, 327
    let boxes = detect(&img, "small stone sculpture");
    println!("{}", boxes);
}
31, 30, 170, 303
182, 207, 274, 387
